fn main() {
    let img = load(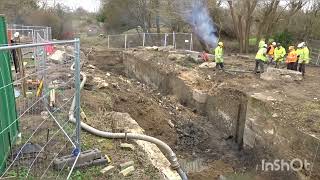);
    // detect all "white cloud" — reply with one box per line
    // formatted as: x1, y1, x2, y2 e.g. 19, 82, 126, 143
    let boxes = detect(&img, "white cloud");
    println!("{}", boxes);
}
44, 0, 101, 12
